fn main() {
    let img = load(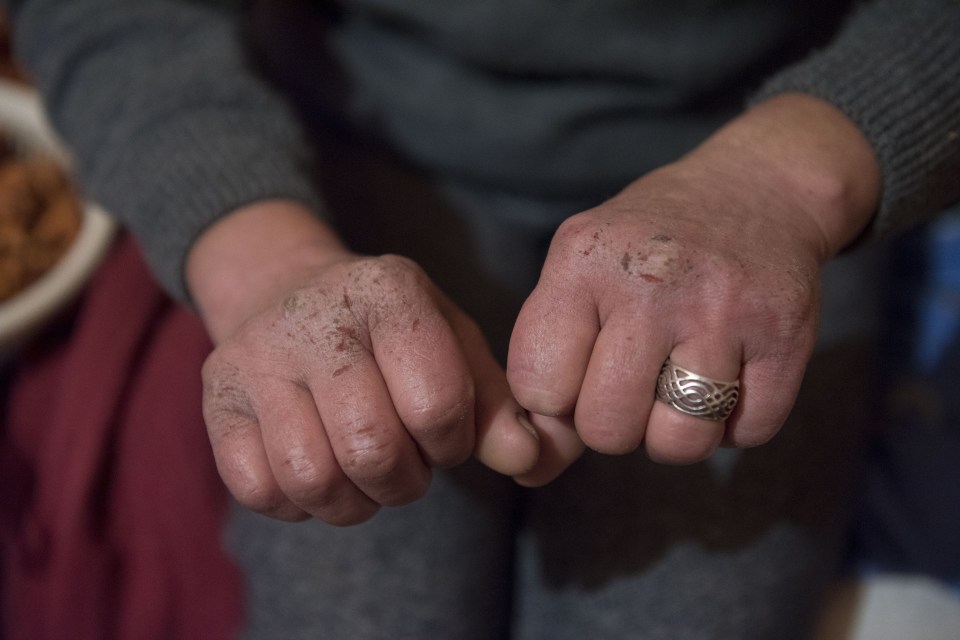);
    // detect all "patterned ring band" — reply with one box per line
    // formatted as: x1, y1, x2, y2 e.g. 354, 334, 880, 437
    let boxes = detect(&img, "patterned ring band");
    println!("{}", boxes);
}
655, 359, 740, 422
